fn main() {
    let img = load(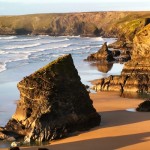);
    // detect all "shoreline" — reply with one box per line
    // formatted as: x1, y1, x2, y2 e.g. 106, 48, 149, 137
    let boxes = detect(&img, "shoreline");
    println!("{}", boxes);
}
2, 91, 150, 150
